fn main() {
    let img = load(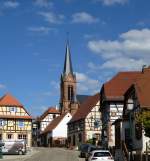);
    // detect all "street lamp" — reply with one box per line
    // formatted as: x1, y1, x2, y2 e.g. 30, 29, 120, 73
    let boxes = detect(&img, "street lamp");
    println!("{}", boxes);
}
127, 99, 134, 161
